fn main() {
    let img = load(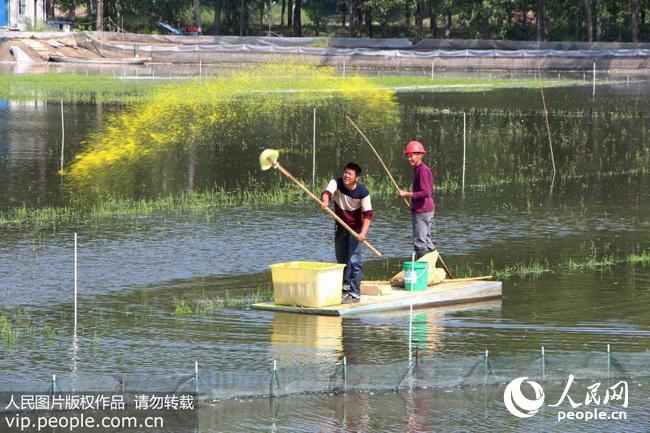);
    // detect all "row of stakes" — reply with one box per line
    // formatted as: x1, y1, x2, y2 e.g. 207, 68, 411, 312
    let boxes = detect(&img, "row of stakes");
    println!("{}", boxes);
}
47, 345, 619, 398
